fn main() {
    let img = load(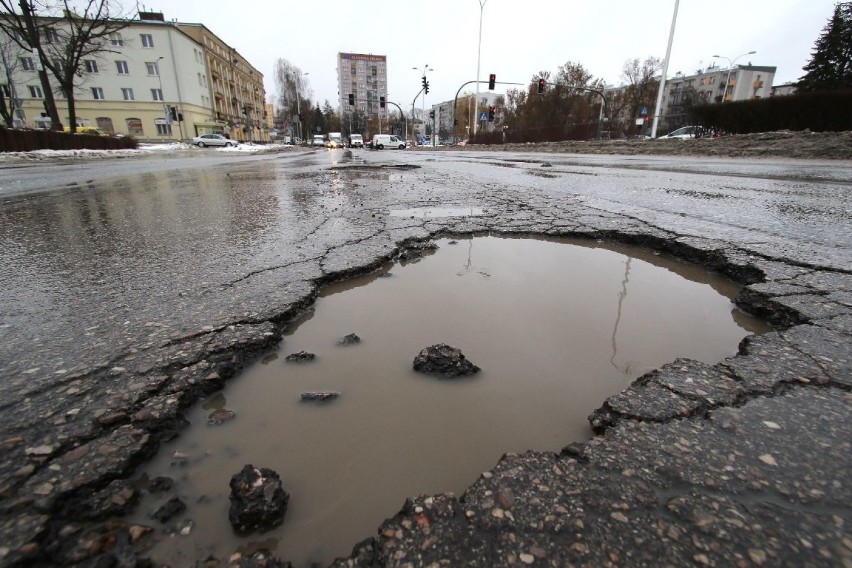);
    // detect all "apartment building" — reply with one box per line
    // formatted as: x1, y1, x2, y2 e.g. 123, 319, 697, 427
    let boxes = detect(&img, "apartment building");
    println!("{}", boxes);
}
603, 62, 776, 135
336, 52, 388, 131
0, 11, 267, 142
429, 92, 500, 141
